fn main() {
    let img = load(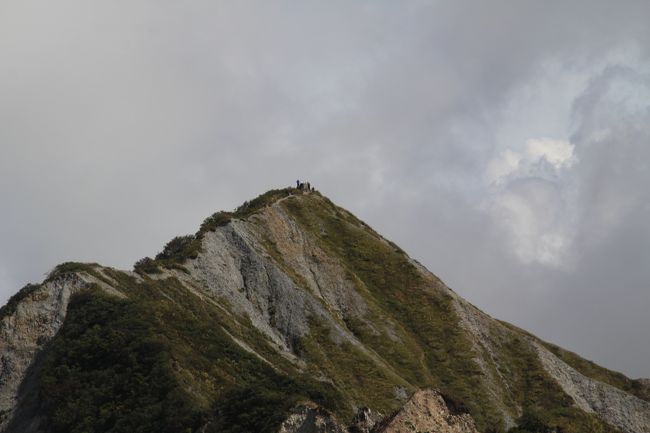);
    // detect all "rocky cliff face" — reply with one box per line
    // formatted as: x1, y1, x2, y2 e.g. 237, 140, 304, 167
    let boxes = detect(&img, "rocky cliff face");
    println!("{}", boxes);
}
277, 389, 479, 433
0, 188, 647, 433
277, 403, 347, 433
534, 342, 650, 433
375, 389, 479, 433
0, 267, 127, 431
0, 274, 86, 430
